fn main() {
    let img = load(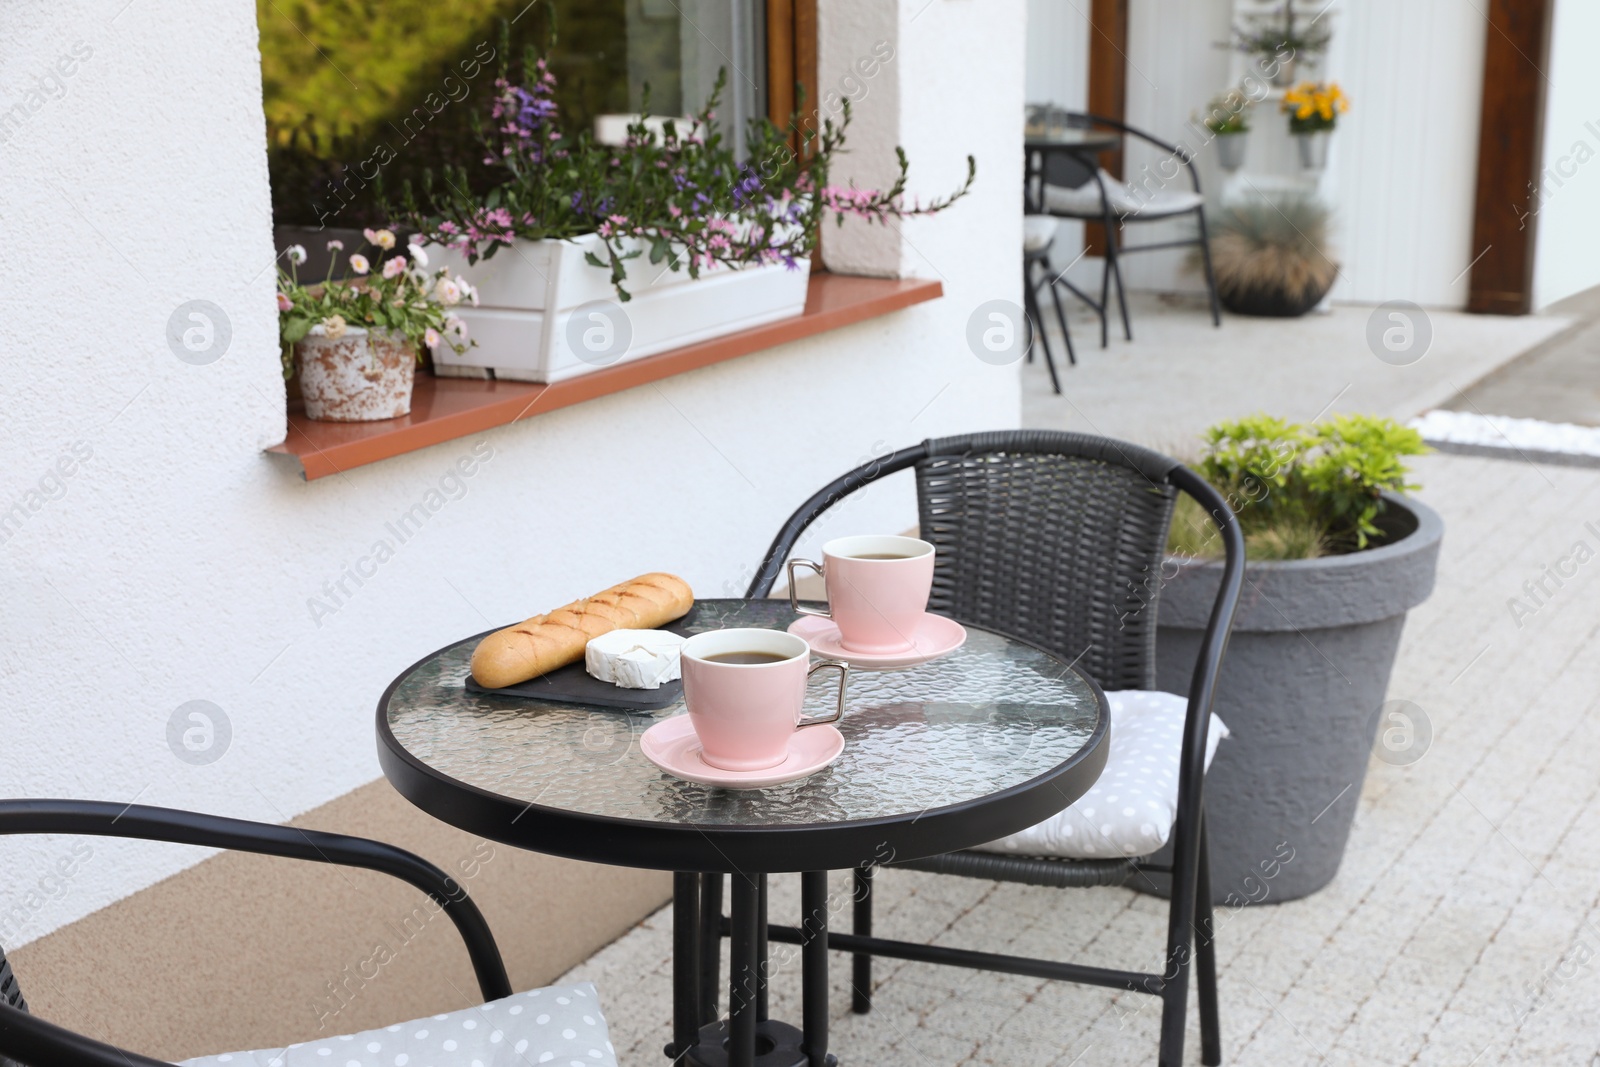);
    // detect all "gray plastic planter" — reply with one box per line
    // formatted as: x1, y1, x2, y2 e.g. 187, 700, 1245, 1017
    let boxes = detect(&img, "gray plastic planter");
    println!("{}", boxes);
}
1147, 493, 1443, 904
